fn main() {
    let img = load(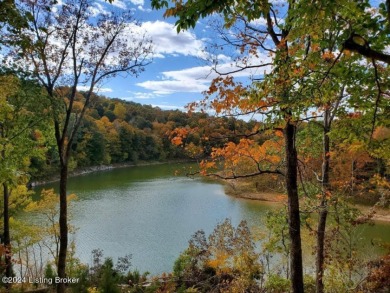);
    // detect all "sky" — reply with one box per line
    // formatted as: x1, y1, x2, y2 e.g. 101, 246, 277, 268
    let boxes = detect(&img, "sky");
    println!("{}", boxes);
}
89, 0, 272, 112
6, 0, 385, 112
